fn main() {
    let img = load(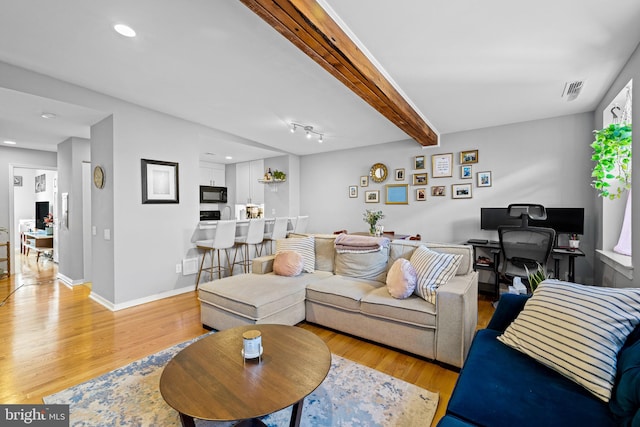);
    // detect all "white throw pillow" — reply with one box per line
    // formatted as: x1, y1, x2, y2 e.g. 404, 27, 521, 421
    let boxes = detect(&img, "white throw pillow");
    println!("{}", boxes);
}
276, 236, 315, 273
386, 258, 417, 299
410, 245, 462, 304
498, 279, 640, 402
